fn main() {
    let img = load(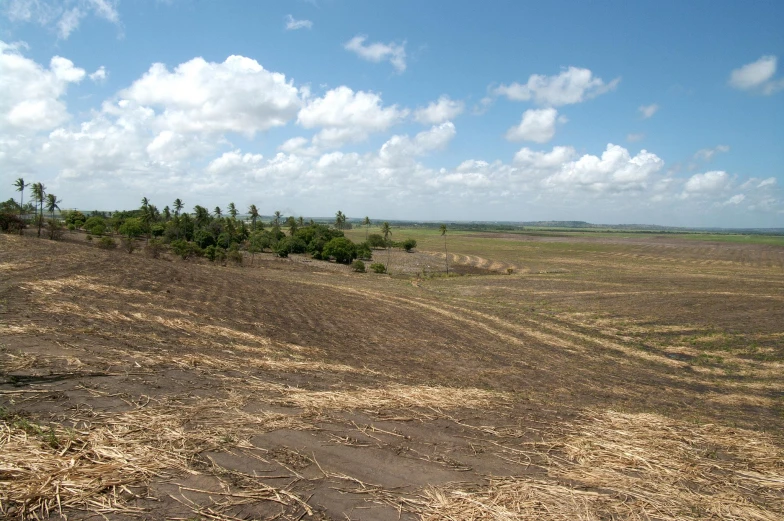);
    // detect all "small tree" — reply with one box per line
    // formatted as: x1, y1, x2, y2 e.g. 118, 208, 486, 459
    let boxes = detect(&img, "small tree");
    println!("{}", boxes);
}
370, 262, 386, 274
84, 216, 106, 236
403, 238, 417, 252
440, 224, 449, 275
352, 260, 366, 272
322, 237, 357, 264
